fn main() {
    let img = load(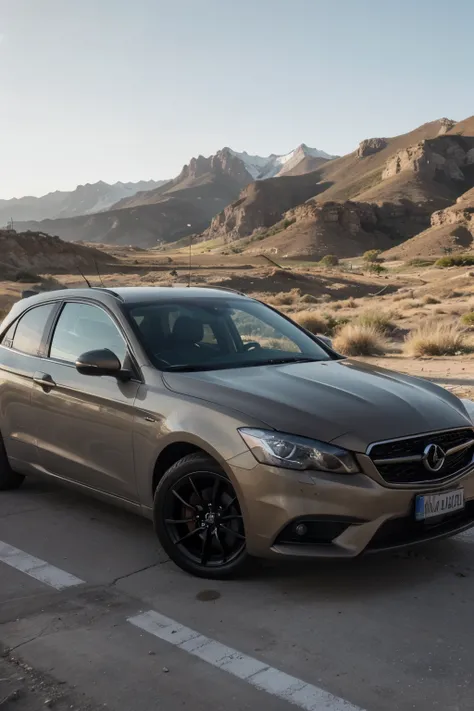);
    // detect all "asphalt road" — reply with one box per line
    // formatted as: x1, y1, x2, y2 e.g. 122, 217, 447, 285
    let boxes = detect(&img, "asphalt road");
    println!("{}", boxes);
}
1, 479, 474, 711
